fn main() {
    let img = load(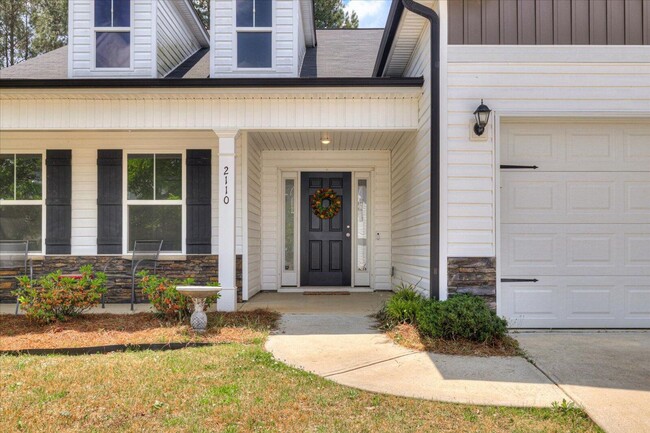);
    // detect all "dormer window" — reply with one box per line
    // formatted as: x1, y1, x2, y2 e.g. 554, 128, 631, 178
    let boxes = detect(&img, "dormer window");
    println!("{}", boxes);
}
236, 0, 272, 68
94, 0, 132, 69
